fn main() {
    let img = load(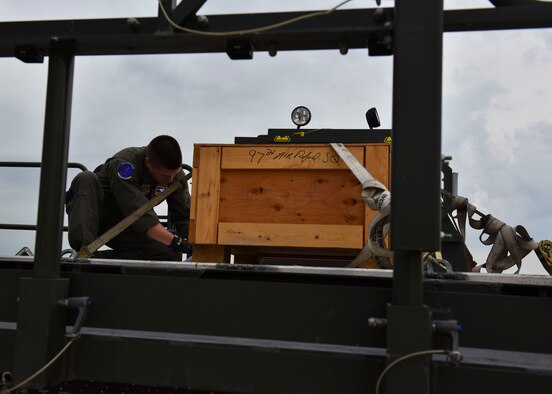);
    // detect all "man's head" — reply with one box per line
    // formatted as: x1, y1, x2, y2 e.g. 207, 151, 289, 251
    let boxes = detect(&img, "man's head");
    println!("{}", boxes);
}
145, 135, 182, 184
